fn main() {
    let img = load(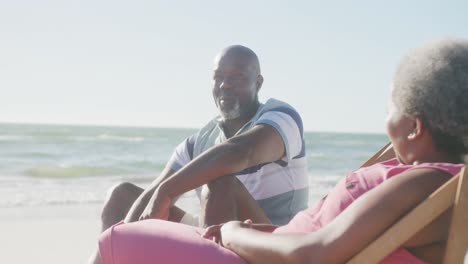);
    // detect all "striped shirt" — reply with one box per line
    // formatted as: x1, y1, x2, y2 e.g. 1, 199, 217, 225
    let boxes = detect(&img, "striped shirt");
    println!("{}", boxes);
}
167, 98, 309, 224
